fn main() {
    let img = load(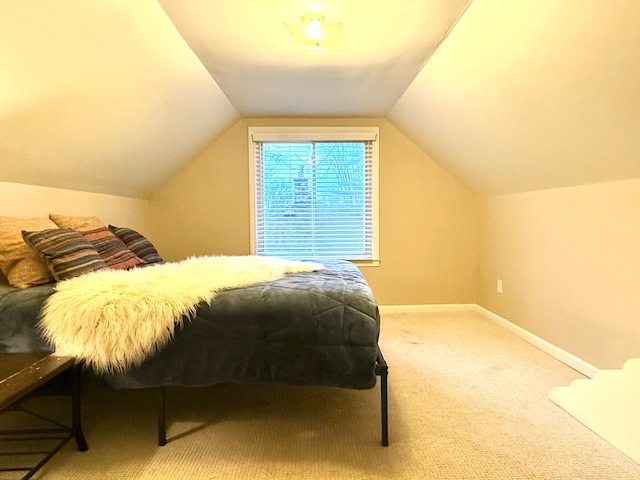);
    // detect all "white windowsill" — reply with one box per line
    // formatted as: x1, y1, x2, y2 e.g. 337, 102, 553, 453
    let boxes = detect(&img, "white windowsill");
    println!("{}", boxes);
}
350, 259, 380, 267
